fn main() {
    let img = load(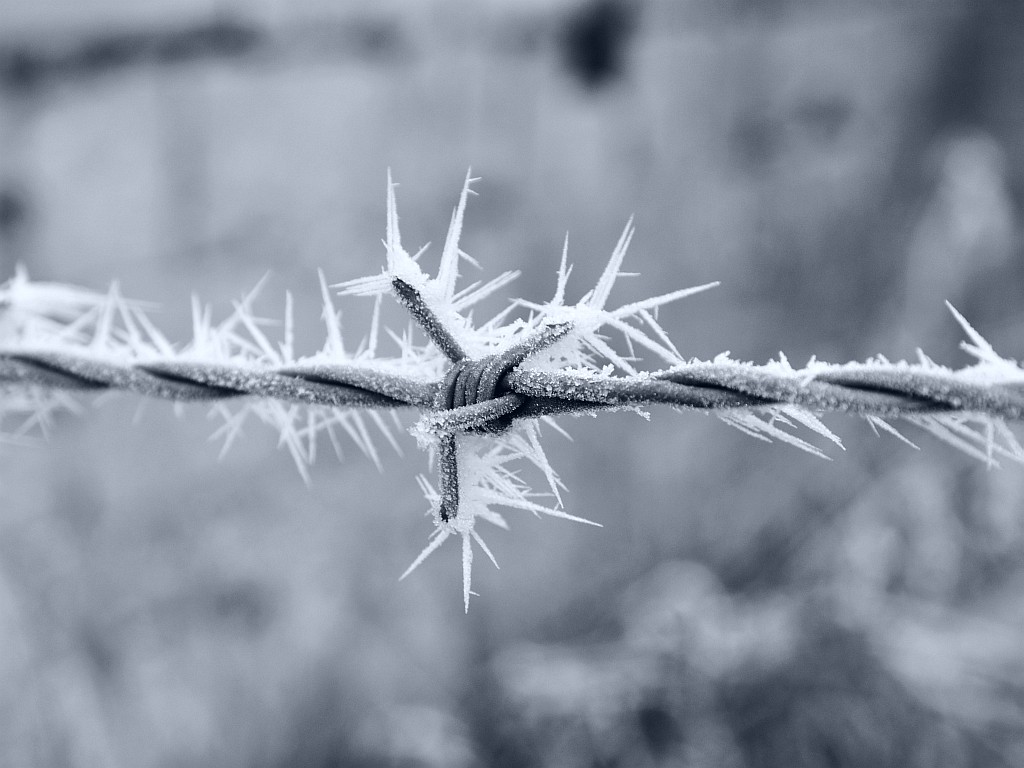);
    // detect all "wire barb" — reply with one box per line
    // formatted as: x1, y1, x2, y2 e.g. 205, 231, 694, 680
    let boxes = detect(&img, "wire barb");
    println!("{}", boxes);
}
437, 432, 460, 523
391, 277, 466, 362
427, 322, 576, 521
